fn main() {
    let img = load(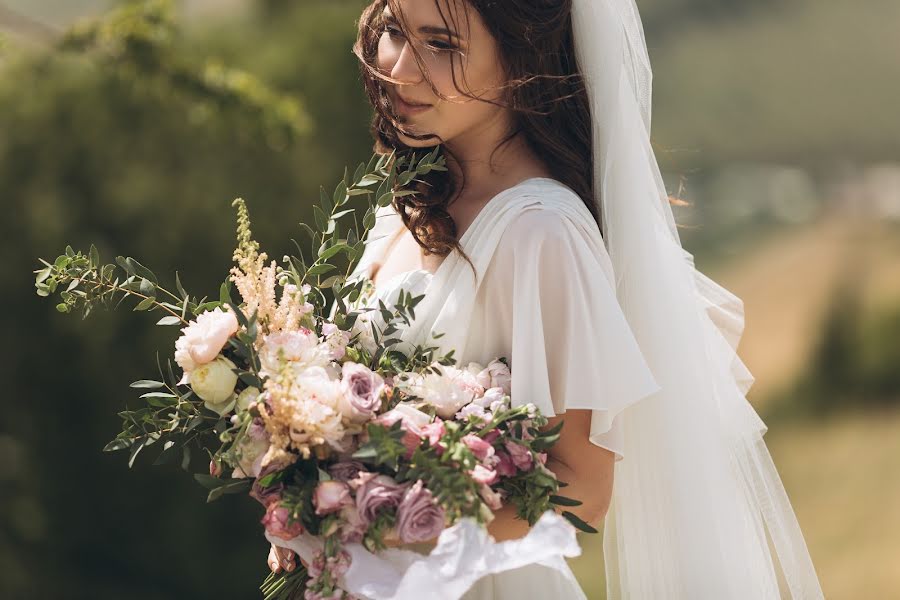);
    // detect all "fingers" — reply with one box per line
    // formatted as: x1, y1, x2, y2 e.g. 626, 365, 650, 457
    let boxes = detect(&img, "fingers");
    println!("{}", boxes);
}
268, 544, 296, 574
